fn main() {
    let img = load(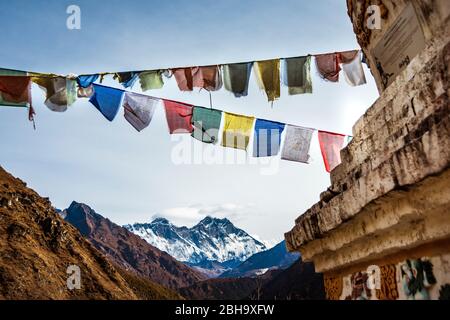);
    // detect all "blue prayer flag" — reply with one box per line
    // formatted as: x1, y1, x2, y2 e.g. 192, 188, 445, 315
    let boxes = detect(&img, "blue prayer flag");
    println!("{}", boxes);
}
77, 74, 99, 88
89, 84, 124, 121
253, 119, 285, 157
